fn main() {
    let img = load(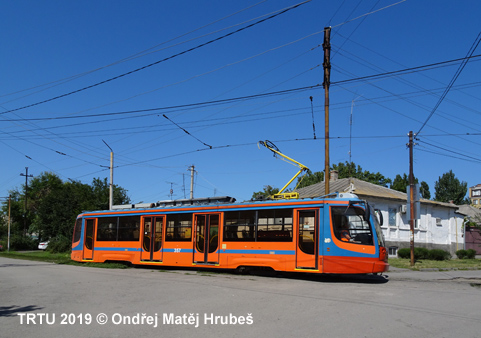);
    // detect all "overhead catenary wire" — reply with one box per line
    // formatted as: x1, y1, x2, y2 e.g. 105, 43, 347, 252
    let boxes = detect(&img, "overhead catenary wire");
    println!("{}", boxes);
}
416, 137, 481, 163
416, 31, 481, 135
1, 0, 409, 120
163, 114, 212, 149
0, 1, 270, 104
4, 80, 481, 145
1, 0, 311, 115
3, 52, 479, 125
